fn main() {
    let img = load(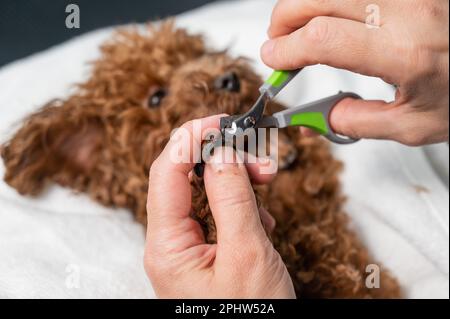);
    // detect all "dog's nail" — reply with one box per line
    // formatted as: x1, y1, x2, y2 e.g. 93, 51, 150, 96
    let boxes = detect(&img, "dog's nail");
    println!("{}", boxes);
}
194, 163, 205, 178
